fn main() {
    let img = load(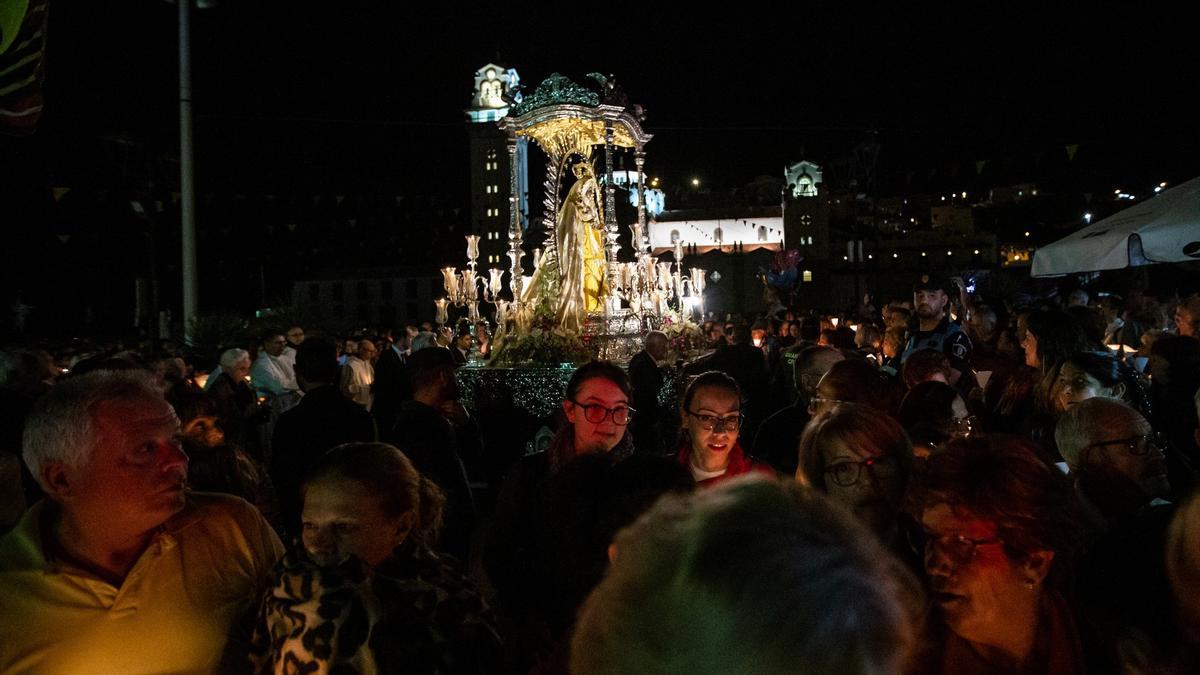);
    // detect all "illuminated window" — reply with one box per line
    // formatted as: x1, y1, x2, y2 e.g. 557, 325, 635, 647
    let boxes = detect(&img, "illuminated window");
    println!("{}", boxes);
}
802, 270, 813, 282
